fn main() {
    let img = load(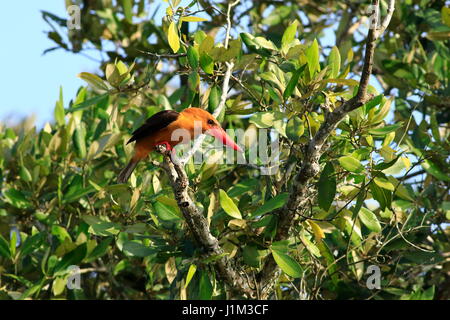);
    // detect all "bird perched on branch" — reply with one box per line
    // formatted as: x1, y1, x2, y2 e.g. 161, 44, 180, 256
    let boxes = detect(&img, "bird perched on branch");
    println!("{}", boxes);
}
118, 107, 242, 183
